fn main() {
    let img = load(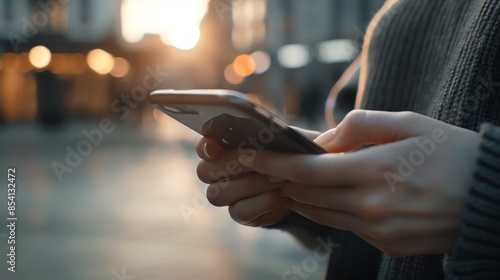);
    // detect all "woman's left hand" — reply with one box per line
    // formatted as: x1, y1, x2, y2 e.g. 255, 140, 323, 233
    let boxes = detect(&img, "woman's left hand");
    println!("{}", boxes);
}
242, 110, 481, 257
